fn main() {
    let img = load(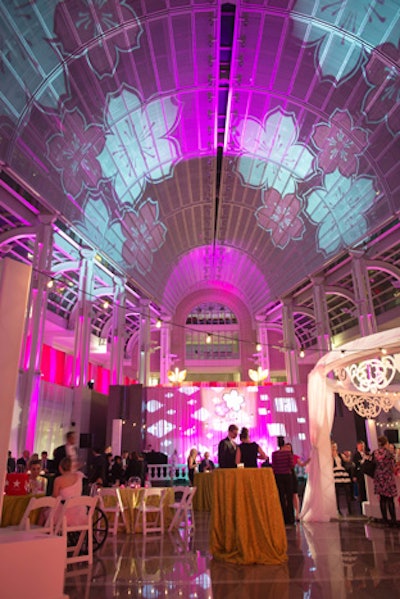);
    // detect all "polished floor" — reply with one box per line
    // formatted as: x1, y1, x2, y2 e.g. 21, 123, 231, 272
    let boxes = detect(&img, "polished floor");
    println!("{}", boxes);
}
63, 511, 400, 599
